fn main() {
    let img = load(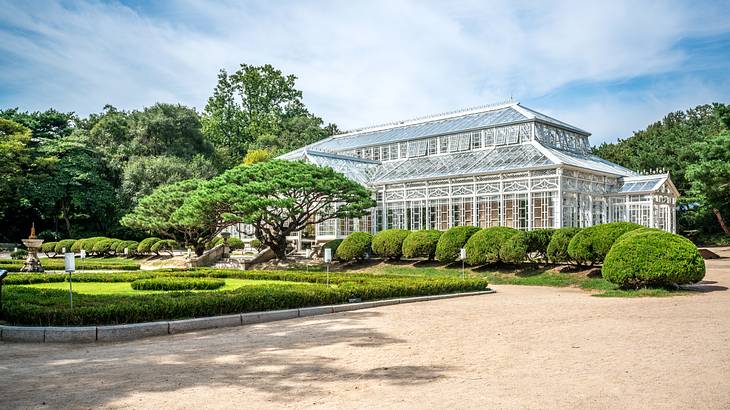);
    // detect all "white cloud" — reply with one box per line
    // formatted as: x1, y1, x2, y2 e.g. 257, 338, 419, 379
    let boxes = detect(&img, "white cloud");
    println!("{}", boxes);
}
0, 0, 728, 141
